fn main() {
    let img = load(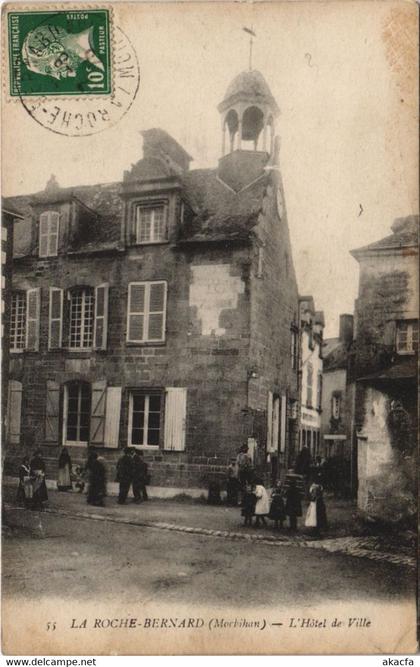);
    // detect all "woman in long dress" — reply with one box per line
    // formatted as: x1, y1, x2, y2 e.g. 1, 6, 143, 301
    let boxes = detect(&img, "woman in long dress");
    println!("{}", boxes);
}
305, 480, 328, 536
86, 452, 107, 506
30, 449, 48, 510
16, 456, 32, 508
57, 447, 72, 491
